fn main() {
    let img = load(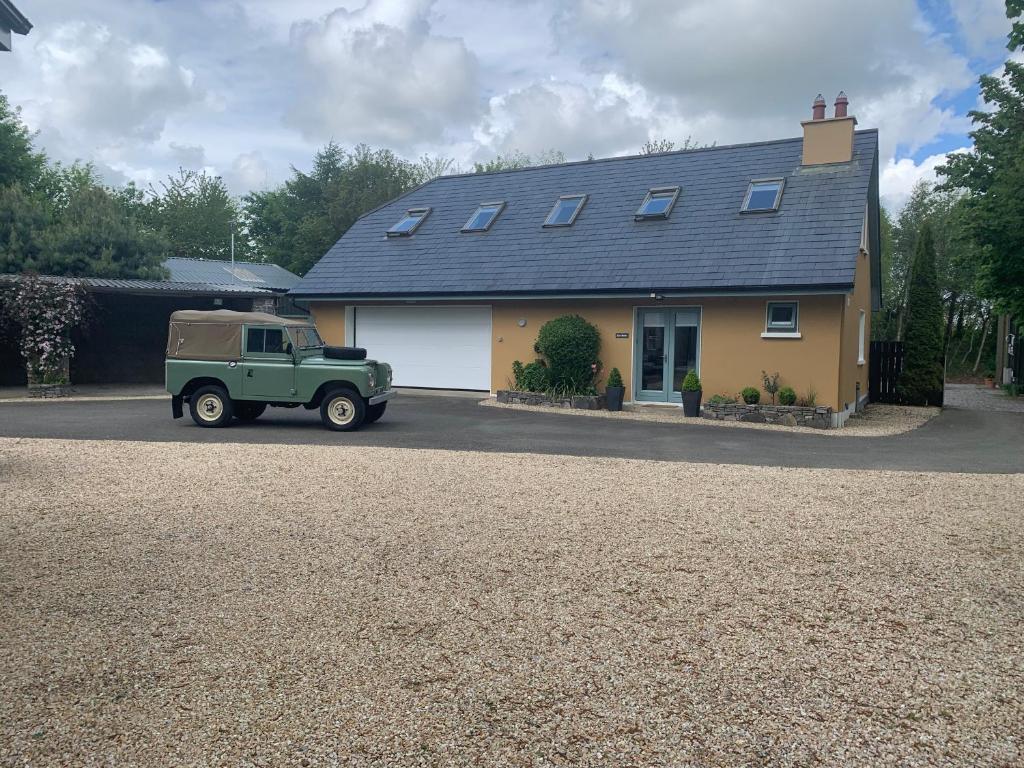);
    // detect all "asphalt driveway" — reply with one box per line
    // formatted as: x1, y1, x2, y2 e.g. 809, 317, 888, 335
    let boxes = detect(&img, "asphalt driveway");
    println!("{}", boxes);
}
0, 393, 1020, 473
